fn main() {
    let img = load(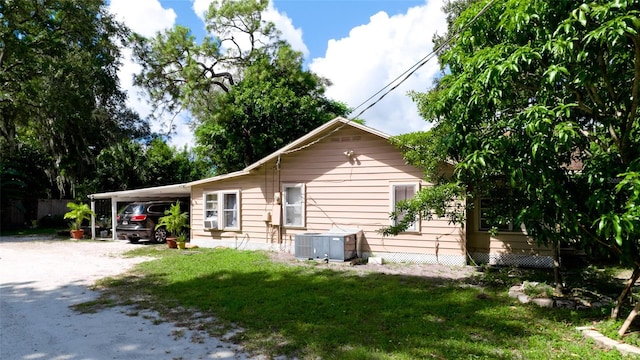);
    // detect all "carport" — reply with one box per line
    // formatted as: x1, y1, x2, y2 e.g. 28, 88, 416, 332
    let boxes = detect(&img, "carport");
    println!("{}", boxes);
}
88, 183, 191, 240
